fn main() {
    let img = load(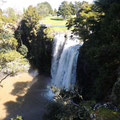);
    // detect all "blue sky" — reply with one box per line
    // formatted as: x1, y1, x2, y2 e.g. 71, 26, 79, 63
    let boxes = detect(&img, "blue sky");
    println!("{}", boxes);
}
1, 0, 94, 12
